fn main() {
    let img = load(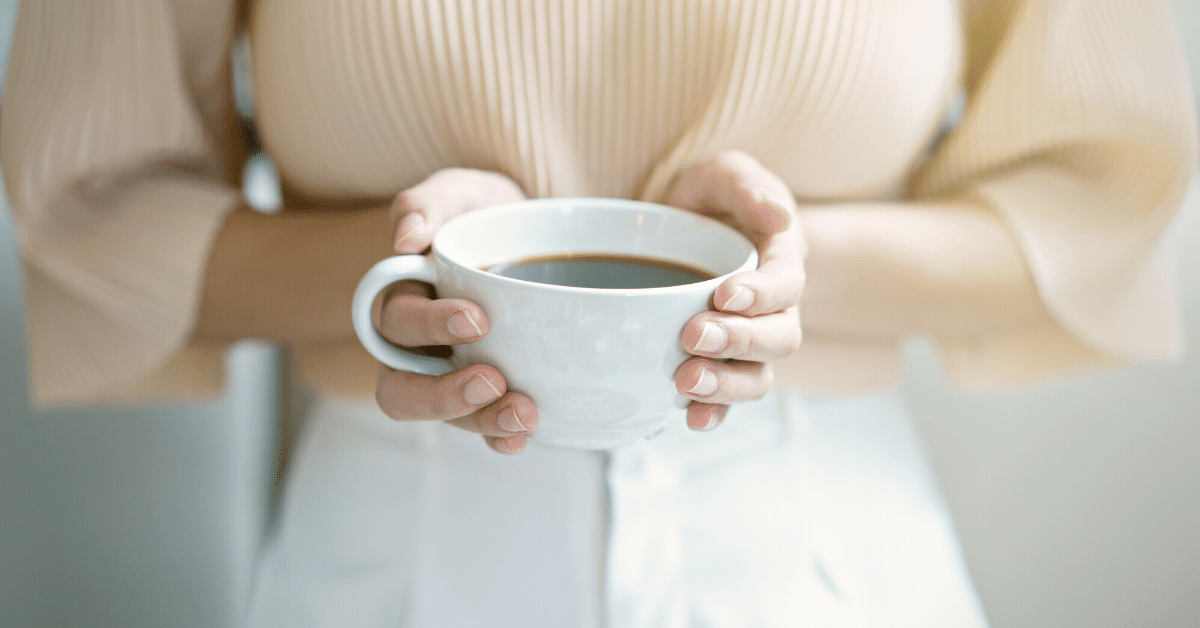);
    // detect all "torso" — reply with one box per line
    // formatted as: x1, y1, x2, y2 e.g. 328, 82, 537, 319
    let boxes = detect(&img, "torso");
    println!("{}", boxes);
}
250, 0, 962, 204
